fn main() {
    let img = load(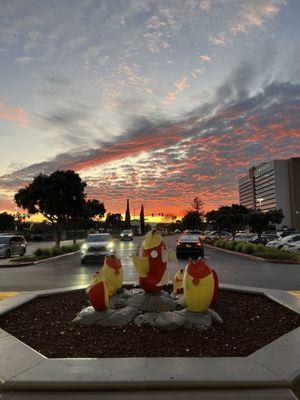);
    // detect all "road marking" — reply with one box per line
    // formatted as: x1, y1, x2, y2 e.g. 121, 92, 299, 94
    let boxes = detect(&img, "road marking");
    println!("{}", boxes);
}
288, 291, 300, 299
0, 292, 19, 301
